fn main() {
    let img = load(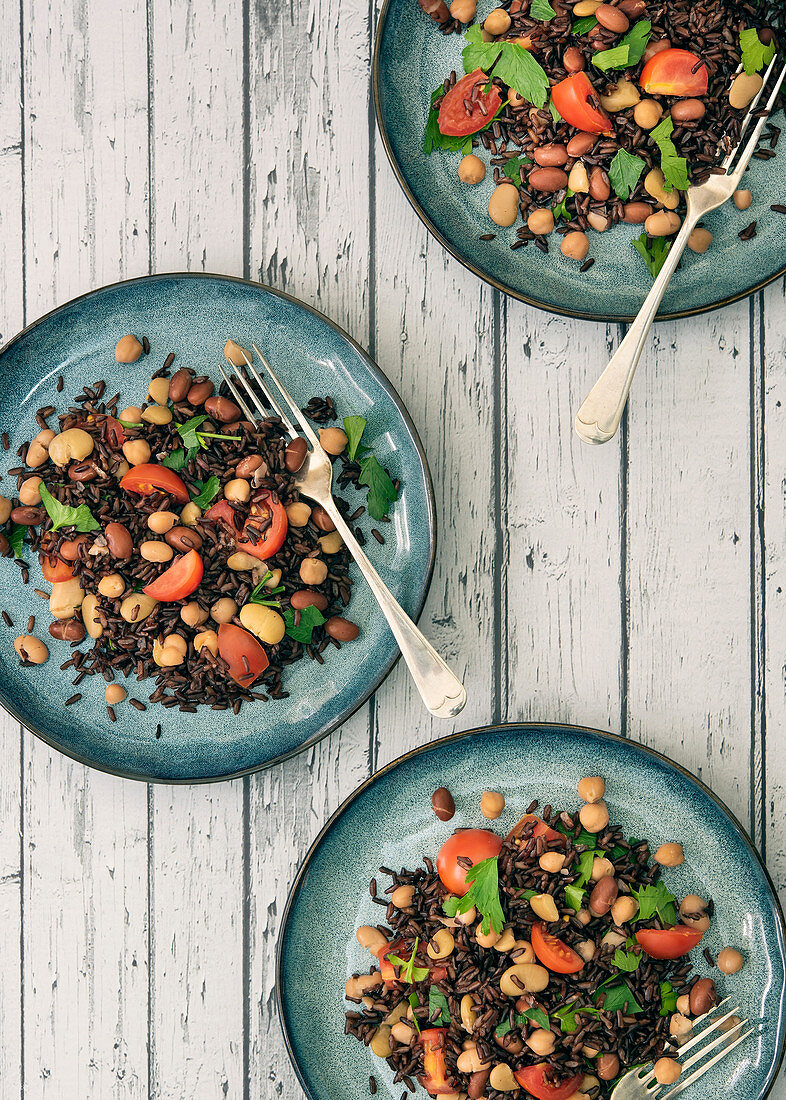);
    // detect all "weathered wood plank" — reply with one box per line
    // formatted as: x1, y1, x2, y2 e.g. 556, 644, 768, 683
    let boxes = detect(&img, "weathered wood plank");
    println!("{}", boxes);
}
147, 1, 246, 1096
20, 1, 150, 1097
